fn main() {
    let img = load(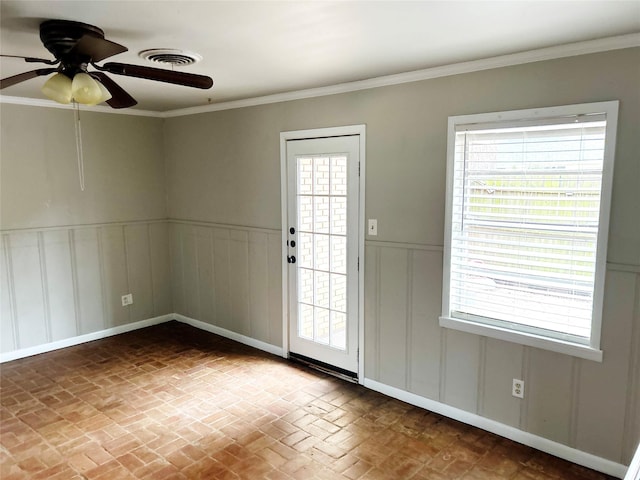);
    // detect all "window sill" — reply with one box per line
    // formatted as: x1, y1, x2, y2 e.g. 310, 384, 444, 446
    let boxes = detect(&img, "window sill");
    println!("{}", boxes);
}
439, 316, 603, 362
